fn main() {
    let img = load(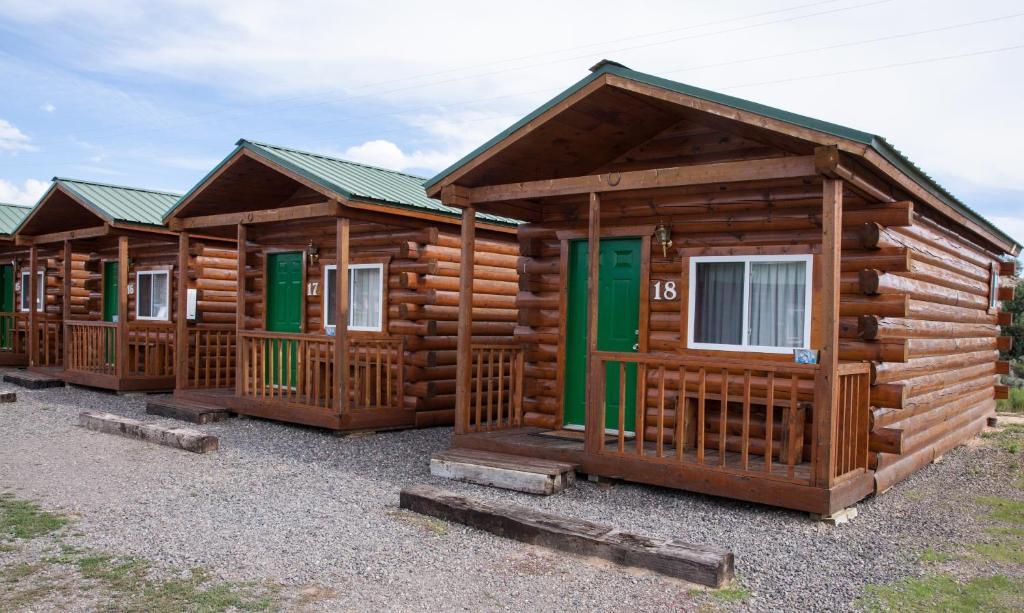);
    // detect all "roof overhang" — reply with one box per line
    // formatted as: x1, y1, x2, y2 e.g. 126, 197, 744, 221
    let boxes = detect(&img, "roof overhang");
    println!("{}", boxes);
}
426, 64, 1019, 256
